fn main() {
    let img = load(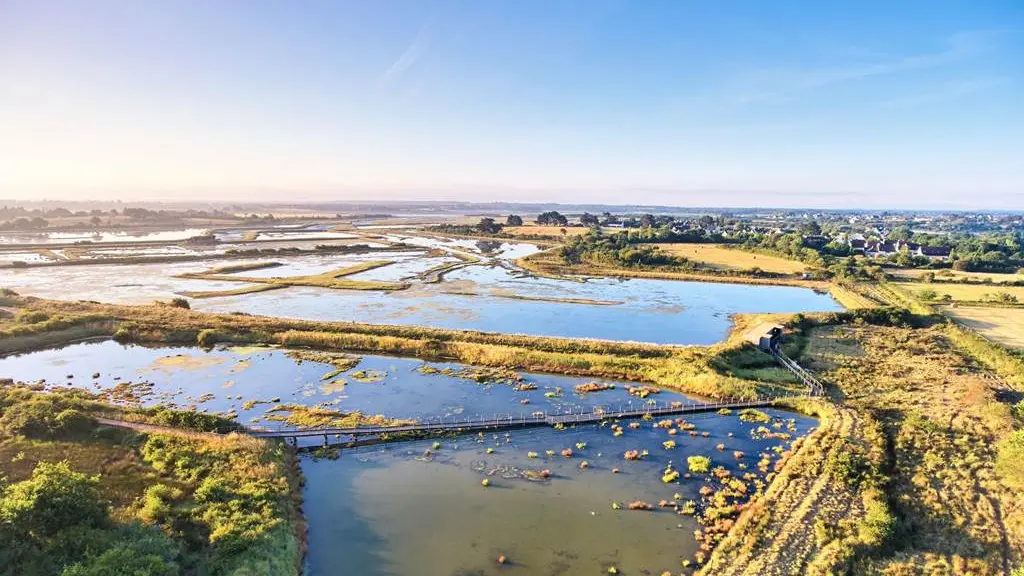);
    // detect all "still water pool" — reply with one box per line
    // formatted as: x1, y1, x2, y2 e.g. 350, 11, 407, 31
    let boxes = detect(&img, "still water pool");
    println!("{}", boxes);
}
0, 341, 815, 575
